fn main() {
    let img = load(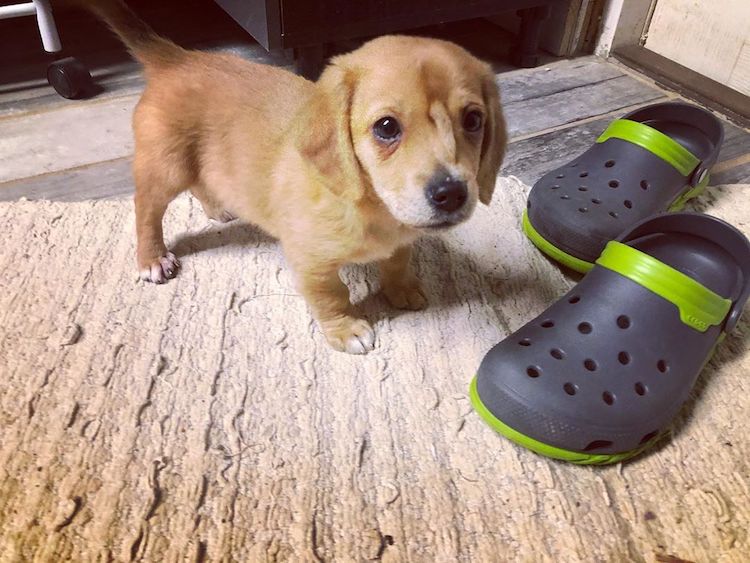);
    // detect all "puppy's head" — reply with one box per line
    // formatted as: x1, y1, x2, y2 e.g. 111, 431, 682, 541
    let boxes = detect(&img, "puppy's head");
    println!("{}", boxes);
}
298, 36, 507, 231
